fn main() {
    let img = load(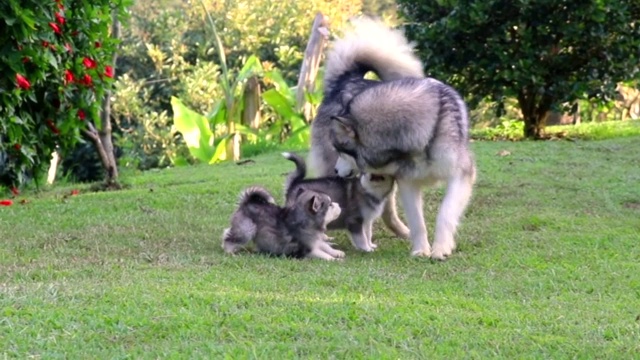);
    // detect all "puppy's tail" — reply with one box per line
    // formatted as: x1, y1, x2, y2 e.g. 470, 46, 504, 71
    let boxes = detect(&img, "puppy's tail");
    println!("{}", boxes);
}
324, 16, 424, 96
282, 152, 306, 196
238, 186, 276, 217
